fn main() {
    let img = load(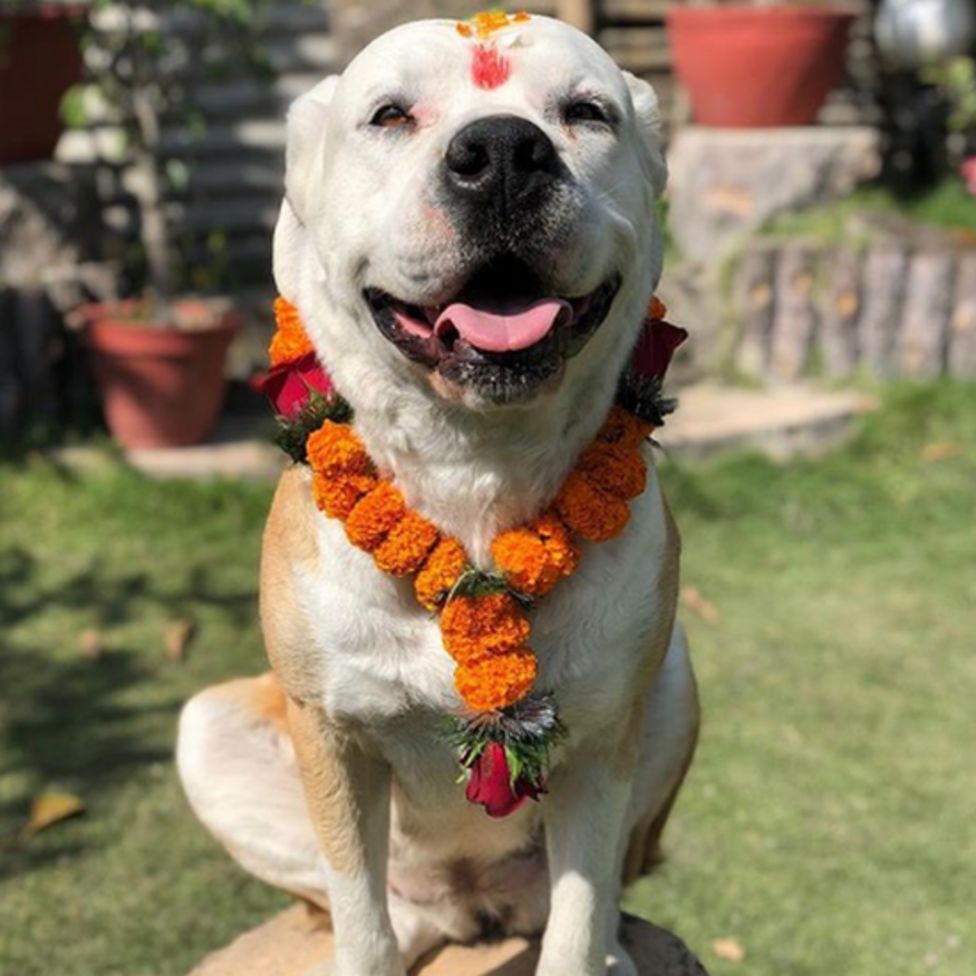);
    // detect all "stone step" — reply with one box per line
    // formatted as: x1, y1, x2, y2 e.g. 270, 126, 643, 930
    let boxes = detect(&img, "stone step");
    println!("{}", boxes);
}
188, 904, 707, 976
659, 383, 876, 462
